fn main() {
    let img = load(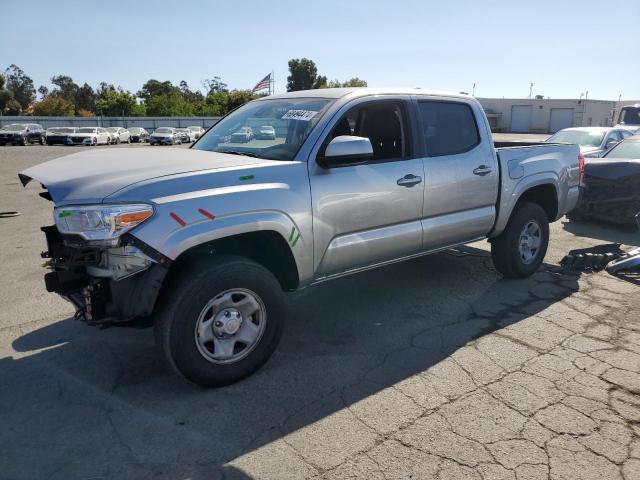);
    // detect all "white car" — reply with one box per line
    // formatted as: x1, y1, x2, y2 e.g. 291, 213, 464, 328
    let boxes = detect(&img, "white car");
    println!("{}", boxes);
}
67, 127, 111, 146
546, 127, 633, 158
187, 126, 205, 140
106, 127, 131, 144
257, 125, 276, 140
